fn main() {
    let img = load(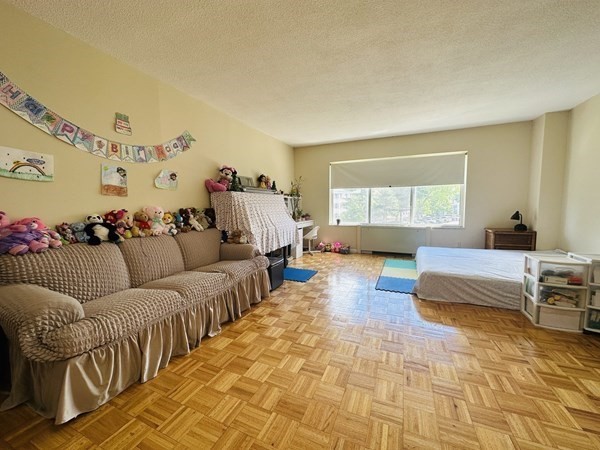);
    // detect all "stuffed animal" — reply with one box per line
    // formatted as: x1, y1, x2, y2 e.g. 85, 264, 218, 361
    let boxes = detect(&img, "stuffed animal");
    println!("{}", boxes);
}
203, 208, 217, 228
227, 230, 248, 244
194, 209, 212, 230
132, 211, 153, 237
173, 212, 190, 233
15, 217, 62, 249
0, 211, 9, 229
205, 165, 236, 193
179, 208, 203, 231
102, 209, 132, 239
258, 174, 268, 189
55, 222, 77, 244
143, 206, 167, 236
84, 214, 123, 245
114, 210, 134, 239
162, 211, 178, 236
70, 222, 89, 243
0, 213, 50, 255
